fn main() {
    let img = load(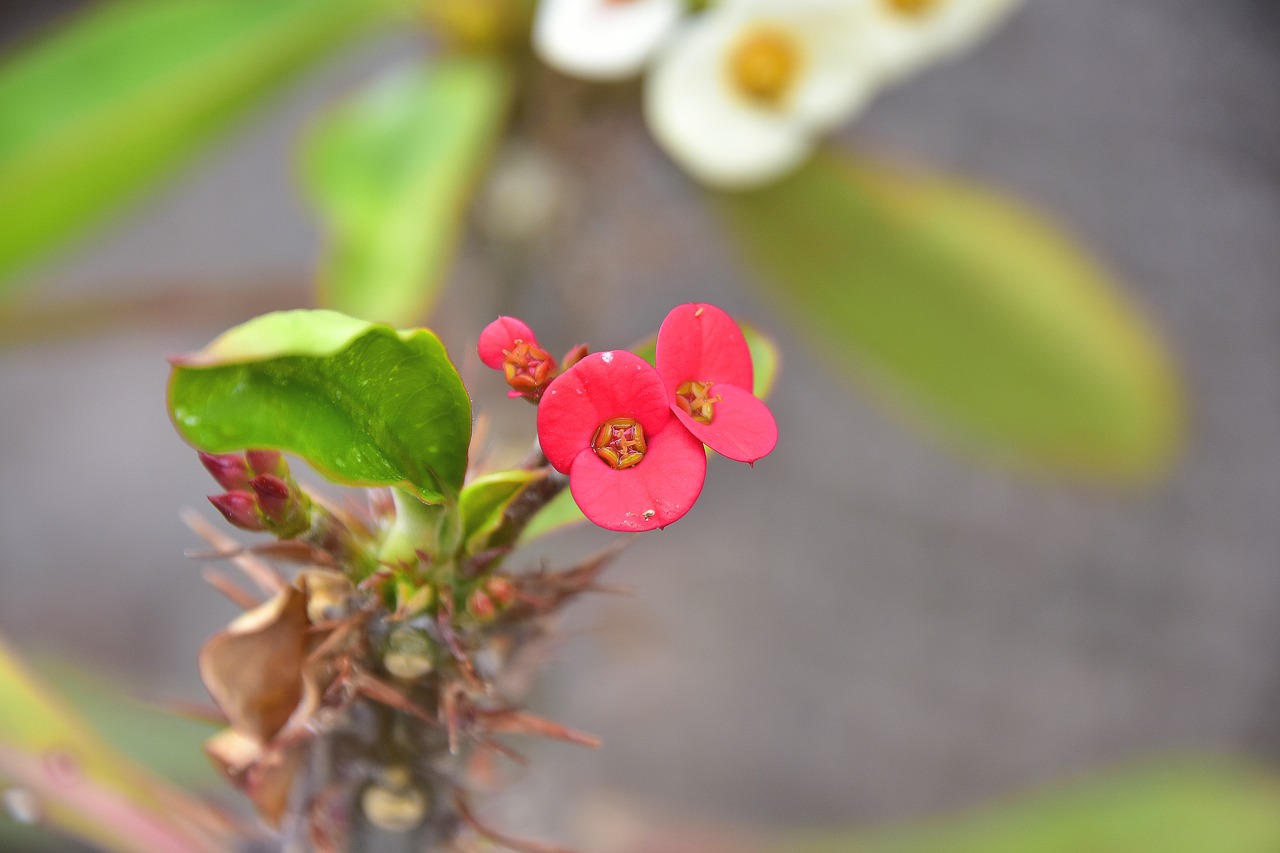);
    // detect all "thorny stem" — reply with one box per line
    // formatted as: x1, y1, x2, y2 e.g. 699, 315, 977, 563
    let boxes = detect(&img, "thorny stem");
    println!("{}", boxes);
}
195, 441, 593, 852
491, 443, 569, 546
